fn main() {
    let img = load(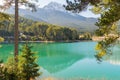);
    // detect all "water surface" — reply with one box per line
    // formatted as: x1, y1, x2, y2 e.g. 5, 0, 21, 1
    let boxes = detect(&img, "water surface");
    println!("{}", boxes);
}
0, 42, 120, 80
